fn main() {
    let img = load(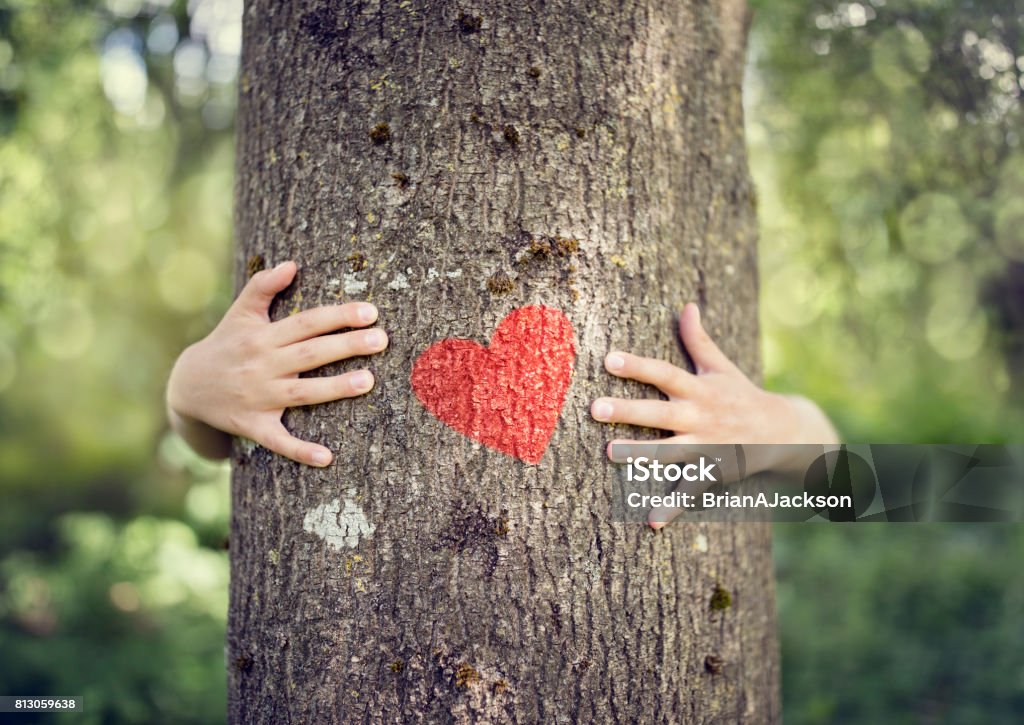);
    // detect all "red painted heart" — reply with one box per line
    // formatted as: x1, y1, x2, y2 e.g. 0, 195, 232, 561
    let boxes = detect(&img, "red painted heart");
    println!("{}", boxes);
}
411, 306, 575, 464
